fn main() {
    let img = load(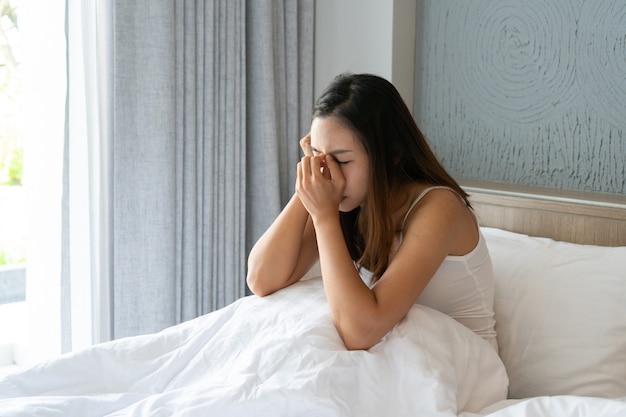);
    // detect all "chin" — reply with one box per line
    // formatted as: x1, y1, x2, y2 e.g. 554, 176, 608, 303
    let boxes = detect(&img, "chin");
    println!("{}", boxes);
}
338, 200, 357, 213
